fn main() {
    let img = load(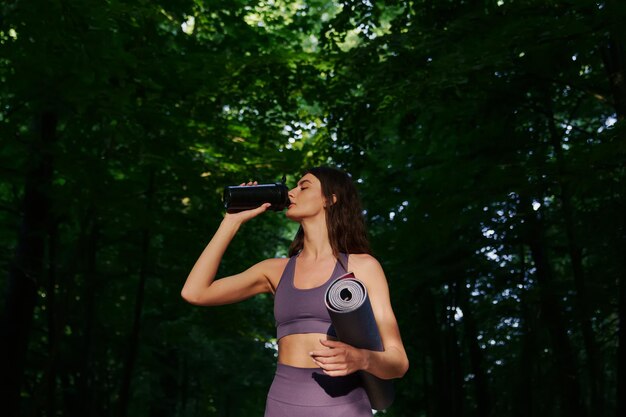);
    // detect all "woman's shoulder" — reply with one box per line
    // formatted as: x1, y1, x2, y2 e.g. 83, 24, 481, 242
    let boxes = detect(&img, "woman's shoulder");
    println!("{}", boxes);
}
347, 254, 389, 289
347, 253, 384, 273
253, 257, 291, 291
257, 257, 291, 276
256, 257, 290, 271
